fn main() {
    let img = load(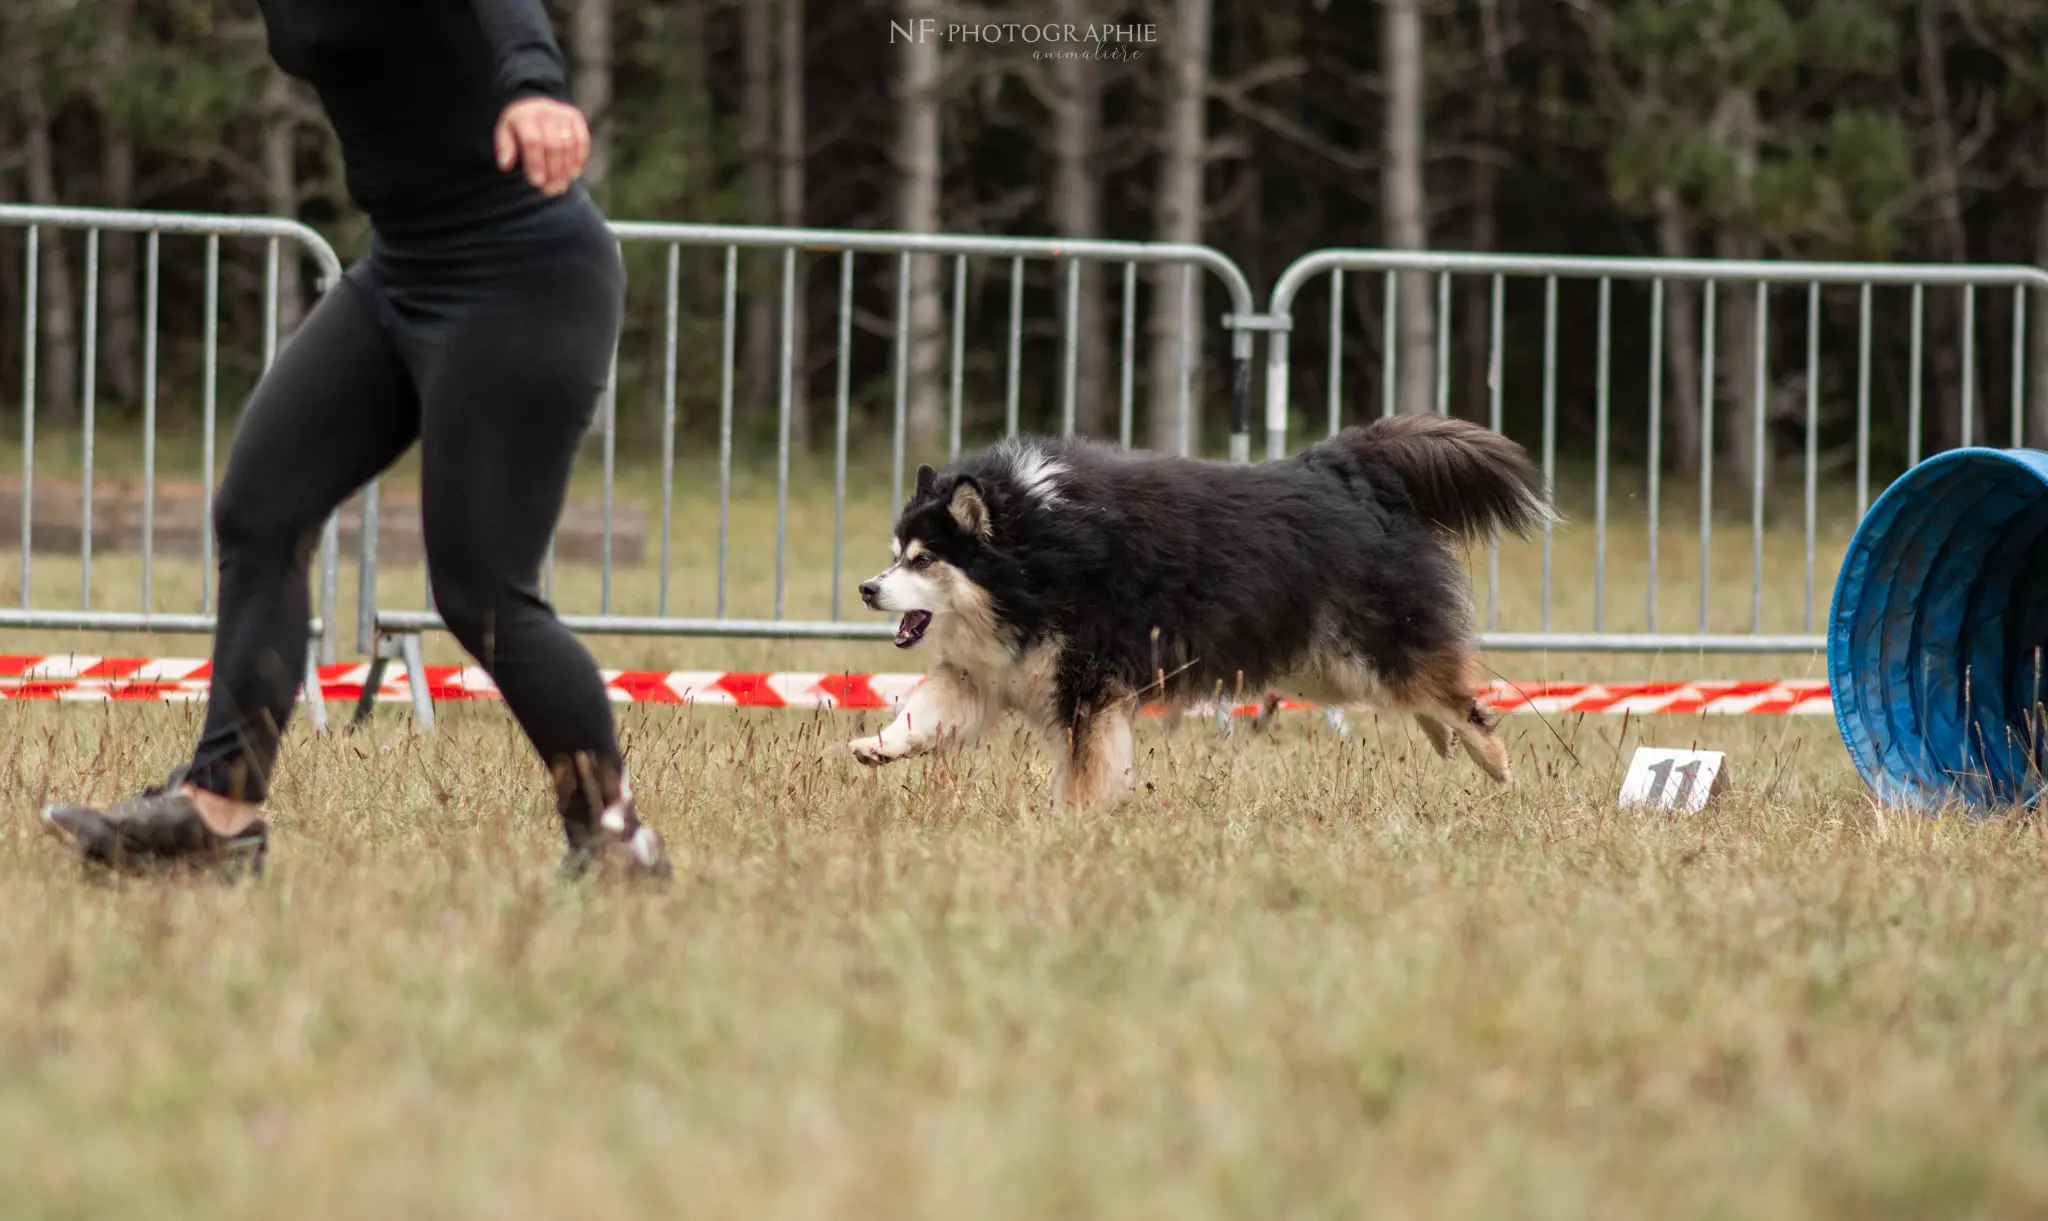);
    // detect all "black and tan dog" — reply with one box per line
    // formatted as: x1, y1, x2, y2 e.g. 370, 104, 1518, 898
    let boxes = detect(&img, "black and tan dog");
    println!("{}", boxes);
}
852, 415, 1553, 809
